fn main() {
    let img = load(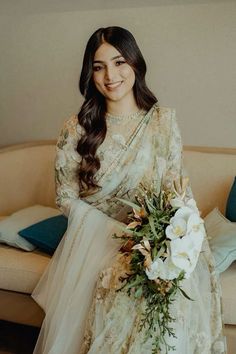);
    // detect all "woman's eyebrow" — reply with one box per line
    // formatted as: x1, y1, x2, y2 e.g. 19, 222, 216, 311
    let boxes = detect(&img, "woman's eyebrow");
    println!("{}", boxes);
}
93, 55, 123, 64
